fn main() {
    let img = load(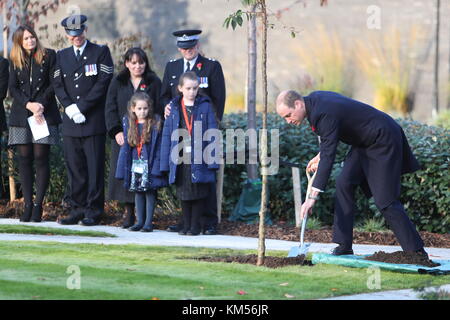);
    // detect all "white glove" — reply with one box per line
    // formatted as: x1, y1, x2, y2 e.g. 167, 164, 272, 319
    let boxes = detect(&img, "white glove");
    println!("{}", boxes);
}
65, 104, 82, 120
73, 113, 86, 124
